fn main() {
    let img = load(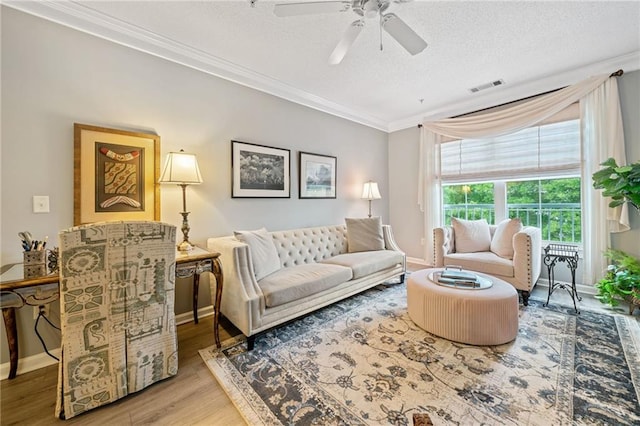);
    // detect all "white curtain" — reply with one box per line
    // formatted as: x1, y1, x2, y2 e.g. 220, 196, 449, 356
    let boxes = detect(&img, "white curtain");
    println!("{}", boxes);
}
580, 77, 629, 284
419, 128, 442, 264
422, 74, 609, 139
418, 73, 628, 281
